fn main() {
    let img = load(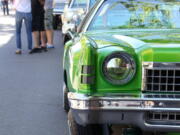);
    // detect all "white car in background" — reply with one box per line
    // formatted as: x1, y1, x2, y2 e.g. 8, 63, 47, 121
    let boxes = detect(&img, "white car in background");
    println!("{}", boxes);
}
61, 0, 96, 44
53, 0, 67, 29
